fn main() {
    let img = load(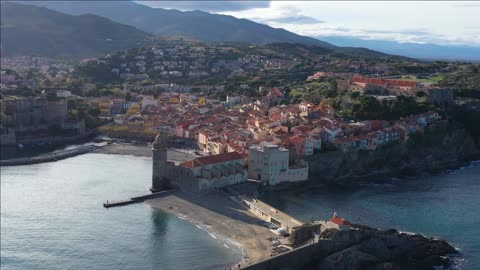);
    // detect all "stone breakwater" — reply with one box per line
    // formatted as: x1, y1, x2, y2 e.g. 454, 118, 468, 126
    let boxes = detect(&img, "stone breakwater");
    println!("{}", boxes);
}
0, 145, 99, 166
